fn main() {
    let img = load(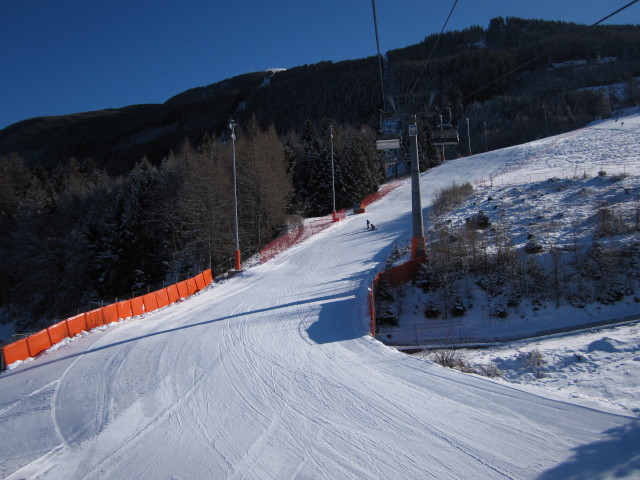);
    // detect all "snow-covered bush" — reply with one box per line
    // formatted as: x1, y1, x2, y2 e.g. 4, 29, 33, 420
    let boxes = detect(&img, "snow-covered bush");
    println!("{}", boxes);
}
468, 210, 491, 229
451, 296, 467, 317
524, 239, 544, 254
424, 299, 441, 319
519, 348, 545, 378
429, 348, 474, 373
479, 362, 503, 378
